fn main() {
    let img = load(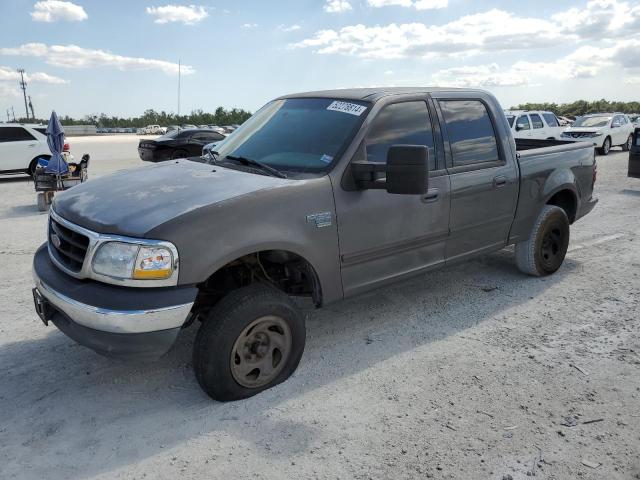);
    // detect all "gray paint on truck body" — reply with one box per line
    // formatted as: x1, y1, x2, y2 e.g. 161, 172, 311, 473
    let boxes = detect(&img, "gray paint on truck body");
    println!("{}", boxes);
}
51, 87, 596, 308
